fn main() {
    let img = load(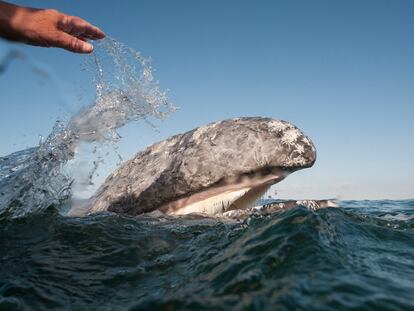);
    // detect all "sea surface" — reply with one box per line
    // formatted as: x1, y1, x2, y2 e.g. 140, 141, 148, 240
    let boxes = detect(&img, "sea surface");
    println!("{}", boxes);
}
0, 200, 413, 310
